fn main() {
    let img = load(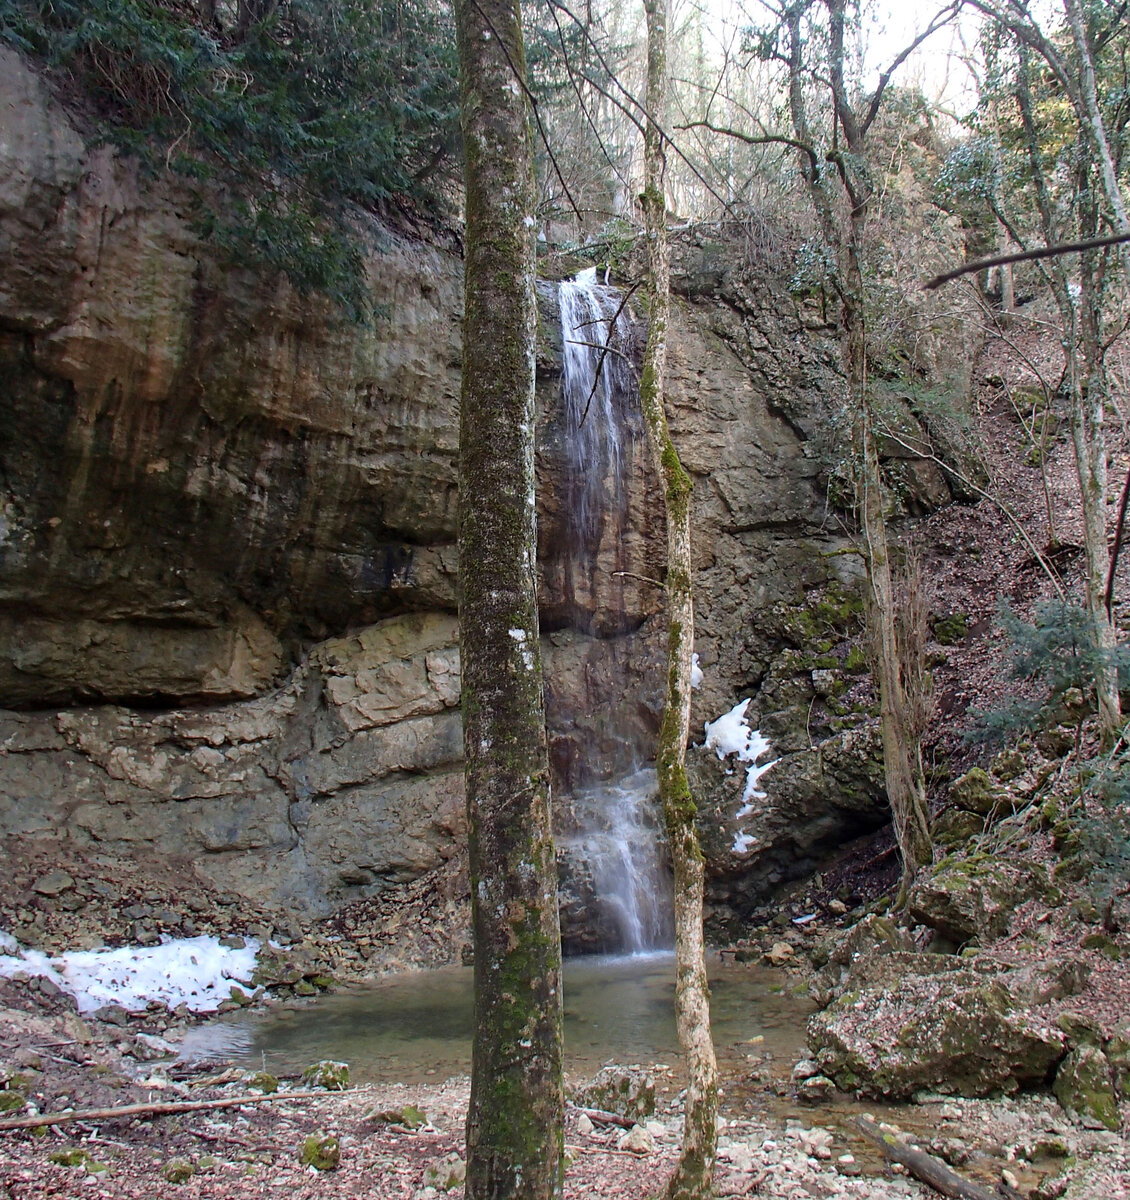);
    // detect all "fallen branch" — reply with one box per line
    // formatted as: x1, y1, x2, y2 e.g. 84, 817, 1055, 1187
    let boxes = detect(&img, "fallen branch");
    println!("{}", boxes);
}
567, 1103, 636, 1129
0, 1090, 330, 1132
854, 1117, 1010, 1200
